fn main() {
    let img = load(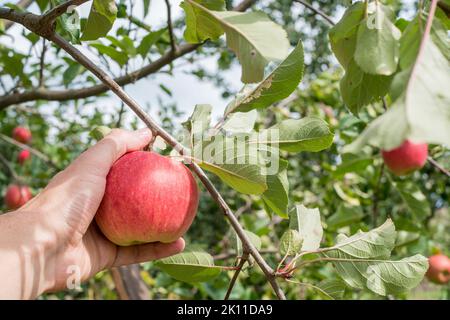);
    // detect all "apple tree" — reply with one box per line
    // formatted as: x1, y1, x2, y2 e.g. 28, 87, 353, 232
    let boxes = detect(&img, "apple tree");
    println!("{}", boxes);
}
0, 0, 449, 299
